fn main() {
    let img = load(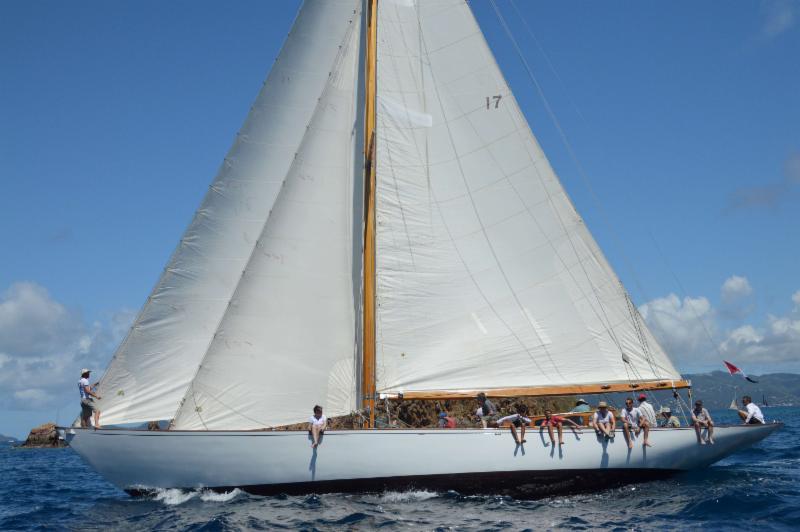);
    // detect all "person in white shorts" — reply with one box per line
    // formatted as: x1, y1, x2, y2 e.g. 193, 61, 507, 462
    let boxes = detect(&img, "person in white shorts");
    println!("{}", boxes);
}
308, 405, 327, 448
590, 401, 615, 439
